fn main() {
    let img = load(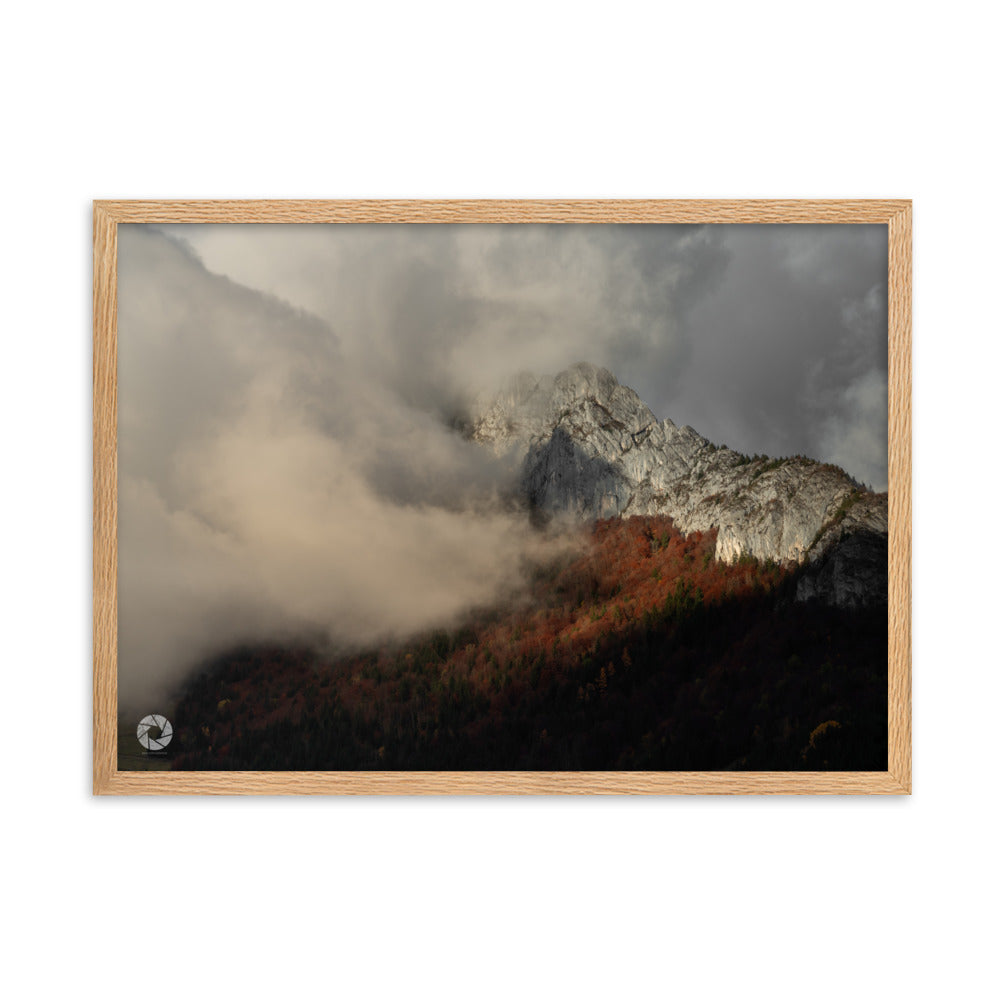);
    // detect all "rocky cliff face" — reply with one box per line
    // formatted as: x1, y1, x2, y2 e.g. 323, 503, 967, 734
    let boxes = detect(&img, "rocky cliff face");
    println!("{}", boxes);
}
470, 362, 888, 606
794, 529, 888, 608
